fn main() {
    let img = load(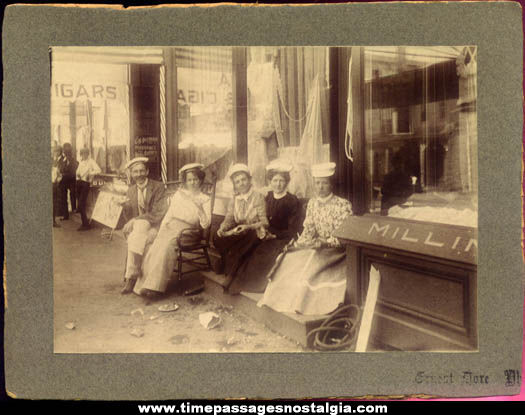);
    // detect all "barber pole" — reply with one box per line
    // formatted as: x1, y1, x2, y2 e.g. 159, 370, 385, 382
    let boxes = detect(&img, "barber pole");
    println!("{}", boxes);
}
160, 65, 167, 185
